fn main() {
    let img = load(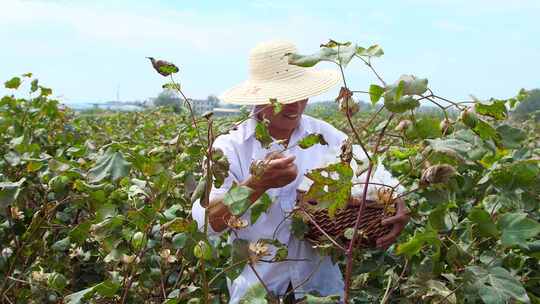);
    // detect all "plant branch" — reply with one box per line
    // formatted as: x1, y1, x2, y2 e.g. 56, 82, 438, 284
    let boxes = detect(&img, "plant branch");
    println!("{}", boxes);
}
343, 114, 394, 303
355, 55, 386, 87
